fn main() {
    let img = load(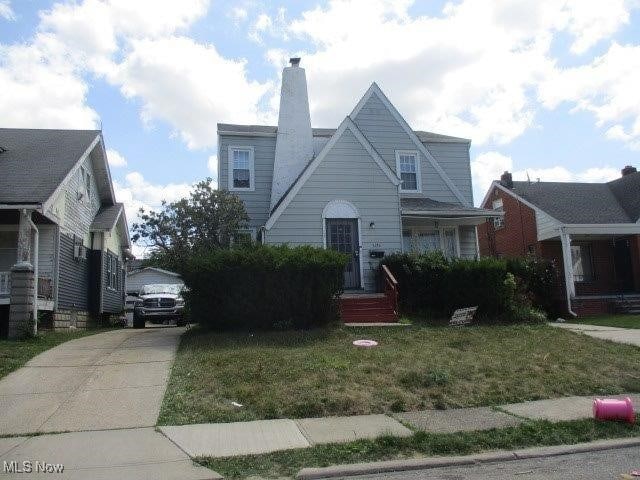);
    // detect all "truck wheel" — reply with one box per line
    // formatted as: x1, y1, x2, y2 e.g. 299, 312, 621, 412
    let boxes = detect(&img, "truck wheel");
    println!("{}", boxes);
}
133, 312, 145, 329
